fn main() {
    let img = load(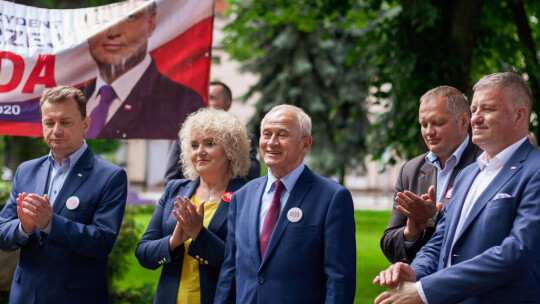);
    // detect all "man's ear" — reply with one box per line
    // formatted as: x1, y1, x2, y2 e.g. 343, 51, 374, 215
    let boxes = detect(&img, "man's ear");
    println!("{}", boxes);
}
148, 10, 157, 36
515, 106, 527, 126
83, 116, 91, 134
460, 113, 470, 131
301, 136, 313, 154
